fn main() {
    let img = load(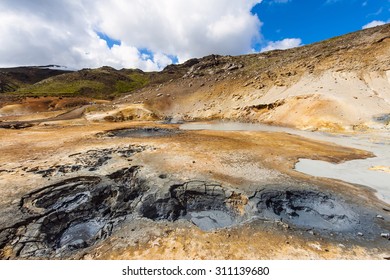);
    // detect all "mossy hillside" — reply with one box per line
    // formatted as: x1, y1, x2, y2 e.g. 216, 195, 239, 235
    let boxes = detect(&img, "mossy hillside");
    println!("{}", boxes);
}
12, 67, 151, 99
